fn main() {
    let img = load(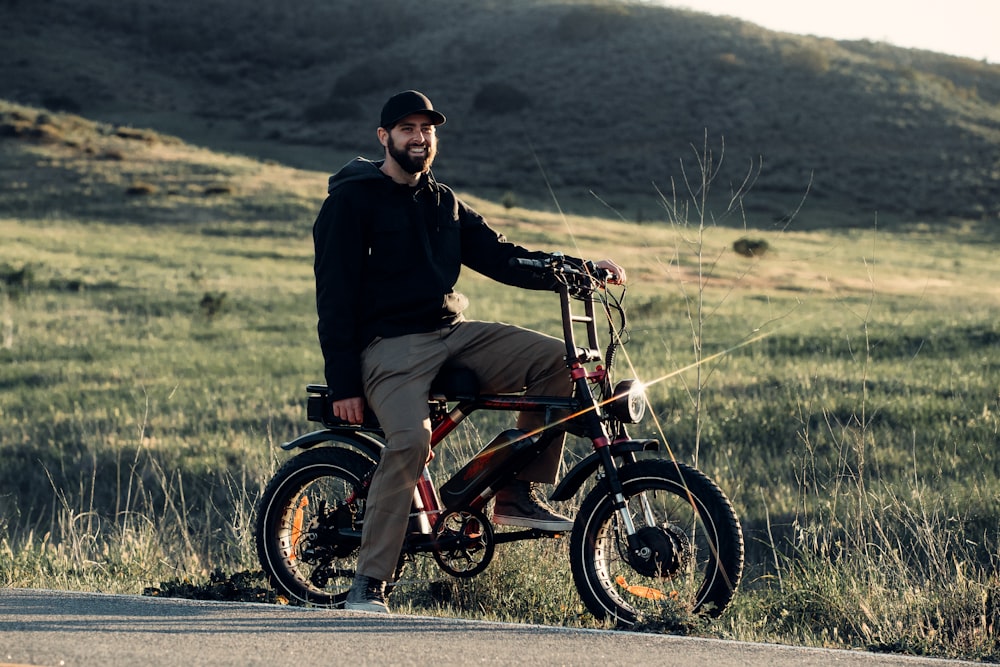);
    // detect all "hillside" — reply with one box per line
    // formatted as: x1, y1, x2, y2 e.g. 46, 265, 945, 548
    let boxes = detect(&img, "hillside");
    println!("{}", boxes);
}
2, 0, 999, 229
